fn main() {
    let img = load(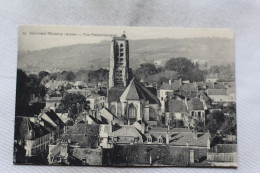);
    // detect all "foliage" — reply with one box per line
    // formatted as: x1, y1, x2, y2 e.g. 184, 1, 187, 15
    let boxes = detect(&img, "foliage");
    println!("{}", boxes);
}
38, 71, 50, 82
135, 63, 161, 79
16, 69, 47, 116
165, 57, 205, 82
208, 64, 235, 82
88, 68, 109, 83
205, 110, 225, 135
57, 93, 89, 120
205, 110, 236, 137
